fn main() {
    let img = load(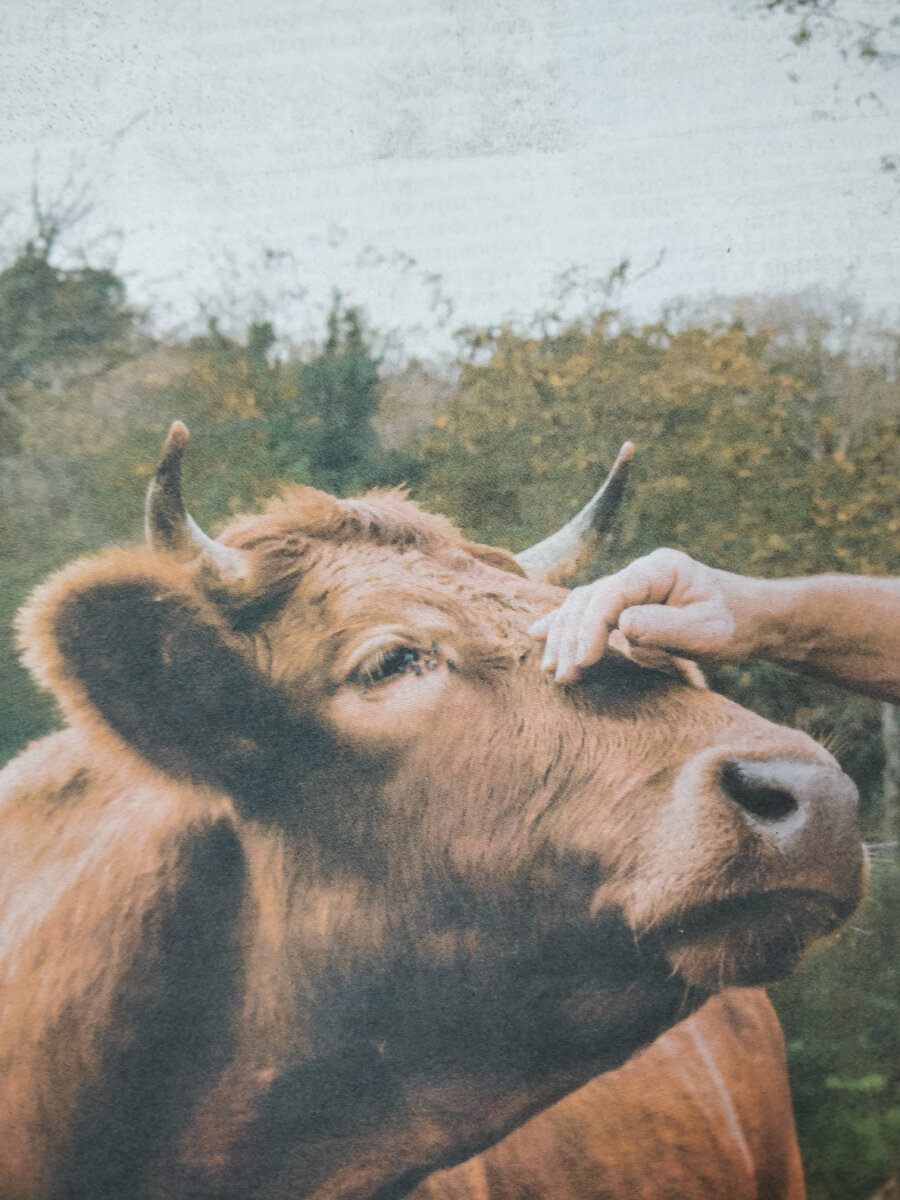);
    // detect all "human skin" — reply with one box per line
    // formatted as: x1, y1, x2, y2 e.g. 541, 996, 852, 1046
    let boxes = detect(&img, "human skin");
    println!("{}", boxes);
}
530, 548, 900, 705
